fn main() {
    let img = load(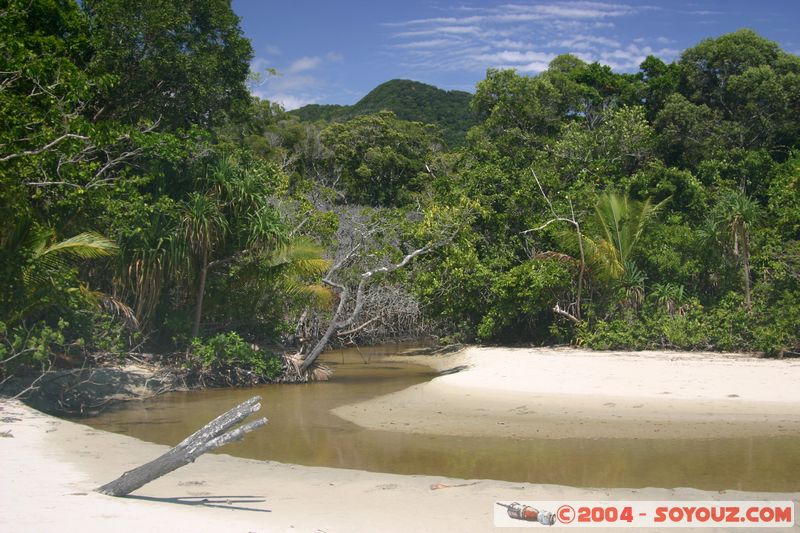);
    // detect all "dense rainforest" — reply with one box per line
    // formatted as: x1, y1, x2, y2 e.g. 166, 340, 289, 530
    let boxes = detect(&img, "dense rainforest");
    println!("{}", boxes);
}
2, 0, 799, 386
